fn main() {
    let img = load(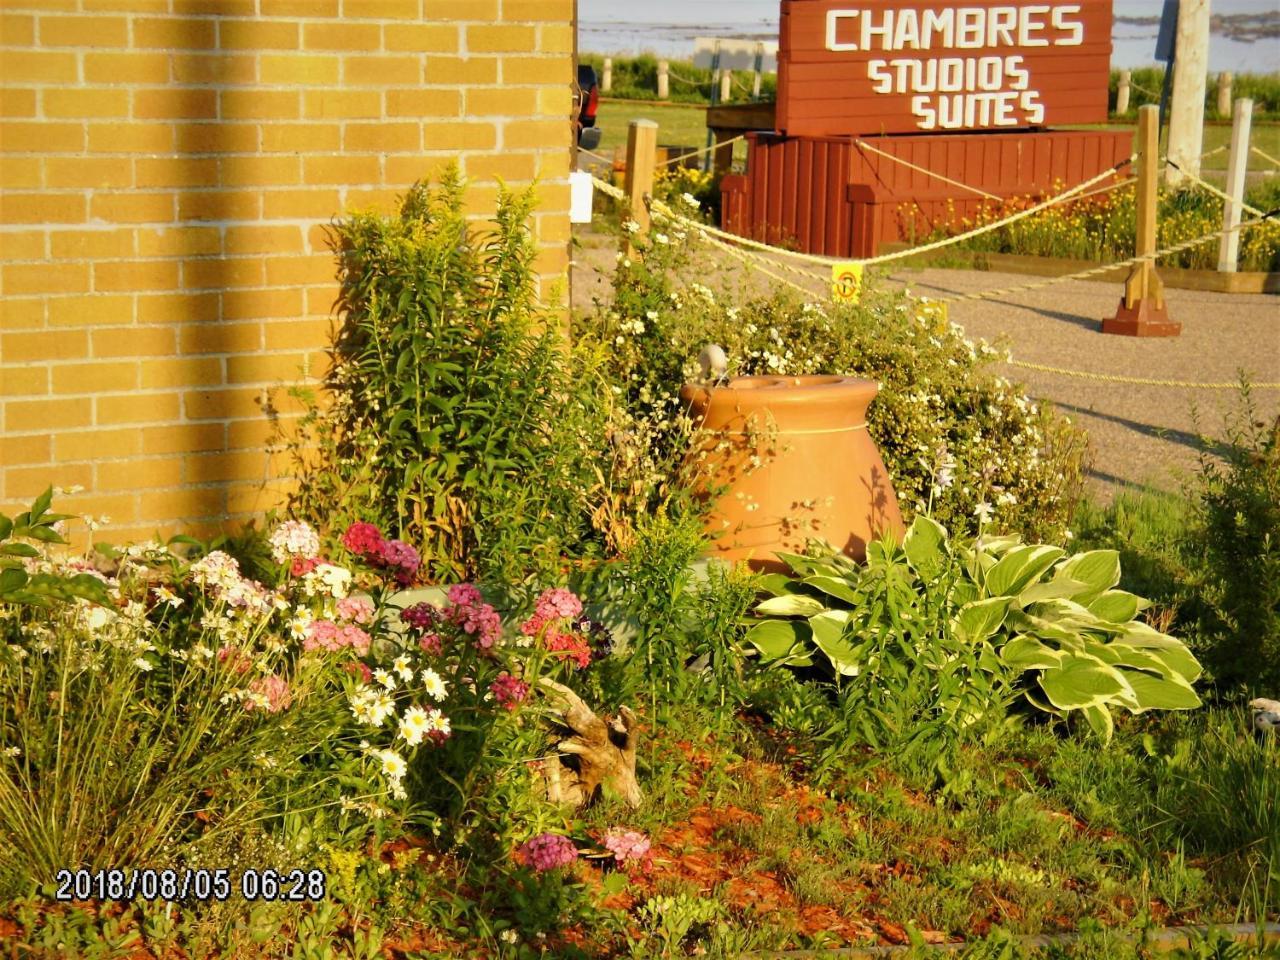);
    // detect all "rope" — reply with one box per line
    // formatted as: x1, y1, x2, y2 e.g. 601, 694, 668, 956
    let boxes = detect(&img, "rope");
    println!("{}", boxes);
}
1167, 159, 1264, 217
656, 134, 745, 168
667, 67, 709, 88
854, 140, 1002, 202
1127, 80, 1162, 98
576, 147, 614, 166
1004, 359, 1280, 389
937, 207, 1278, 305
1252, 146, 1280, 170
1200, 144, 1227, 161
